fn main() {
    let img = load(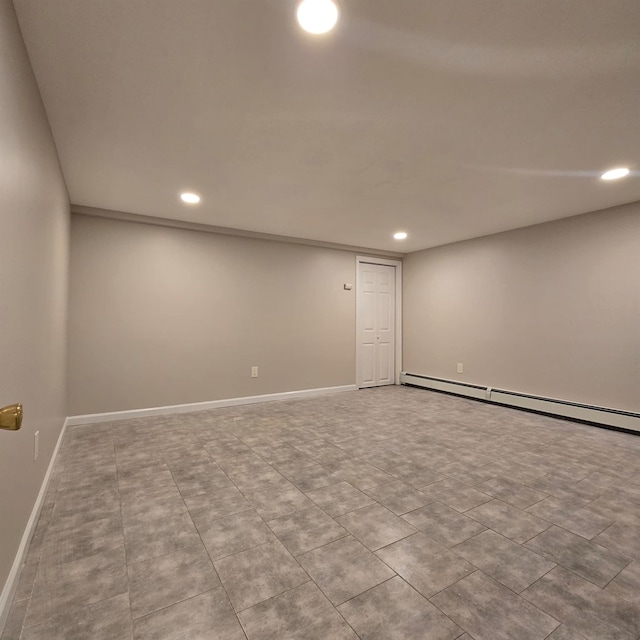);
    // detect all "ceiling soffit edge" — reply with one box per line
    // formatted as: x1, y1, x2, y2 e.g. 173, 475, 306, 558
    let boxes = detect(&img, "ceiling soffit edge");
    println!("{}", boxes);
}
70, 205, 406, 260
